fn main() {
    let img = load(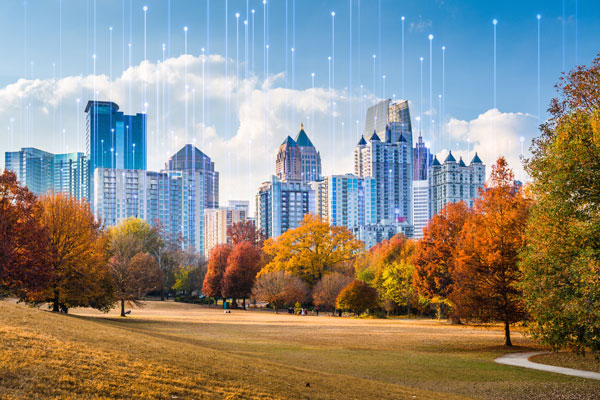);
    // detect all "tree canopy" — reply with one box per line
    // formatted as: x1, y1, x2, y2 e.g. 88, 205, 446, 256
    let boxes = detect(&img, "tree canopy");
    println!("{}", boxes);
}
521, 54, 600, 354
261, 214, 364, 285
336, 280, 379, 315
